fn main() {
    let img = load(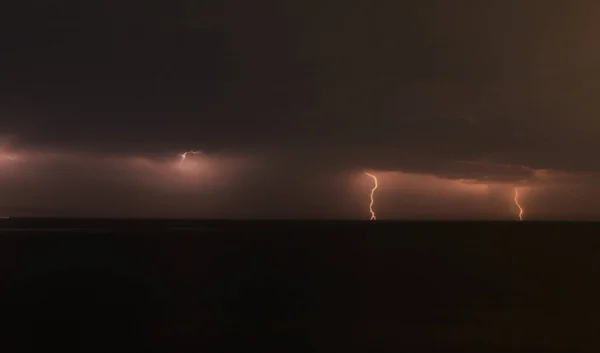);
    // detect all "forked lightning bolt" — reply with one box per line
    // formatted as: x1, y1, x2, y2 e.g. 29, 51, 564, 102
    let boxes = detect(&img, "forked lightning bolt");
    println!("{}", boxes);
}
365, 172, 378, 220
514, 187, 524, 221
179, 151, 201, 166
